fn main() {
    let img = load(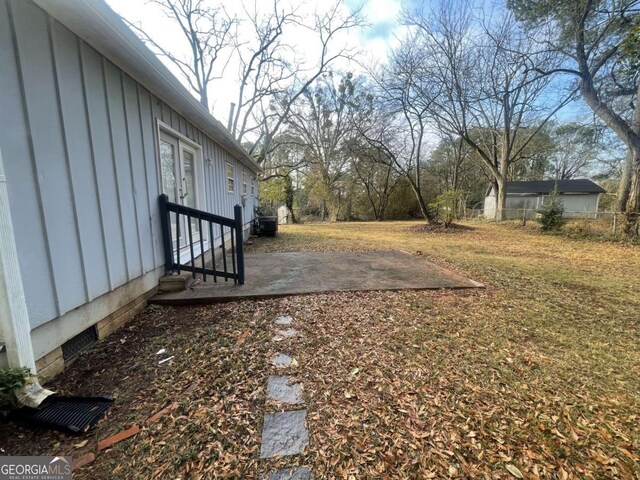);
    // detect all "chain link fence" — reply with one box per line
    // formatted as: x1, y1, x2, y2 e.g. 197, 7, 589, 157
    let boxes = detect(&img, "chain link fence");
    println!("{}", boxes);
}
464, 208, 627, 235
